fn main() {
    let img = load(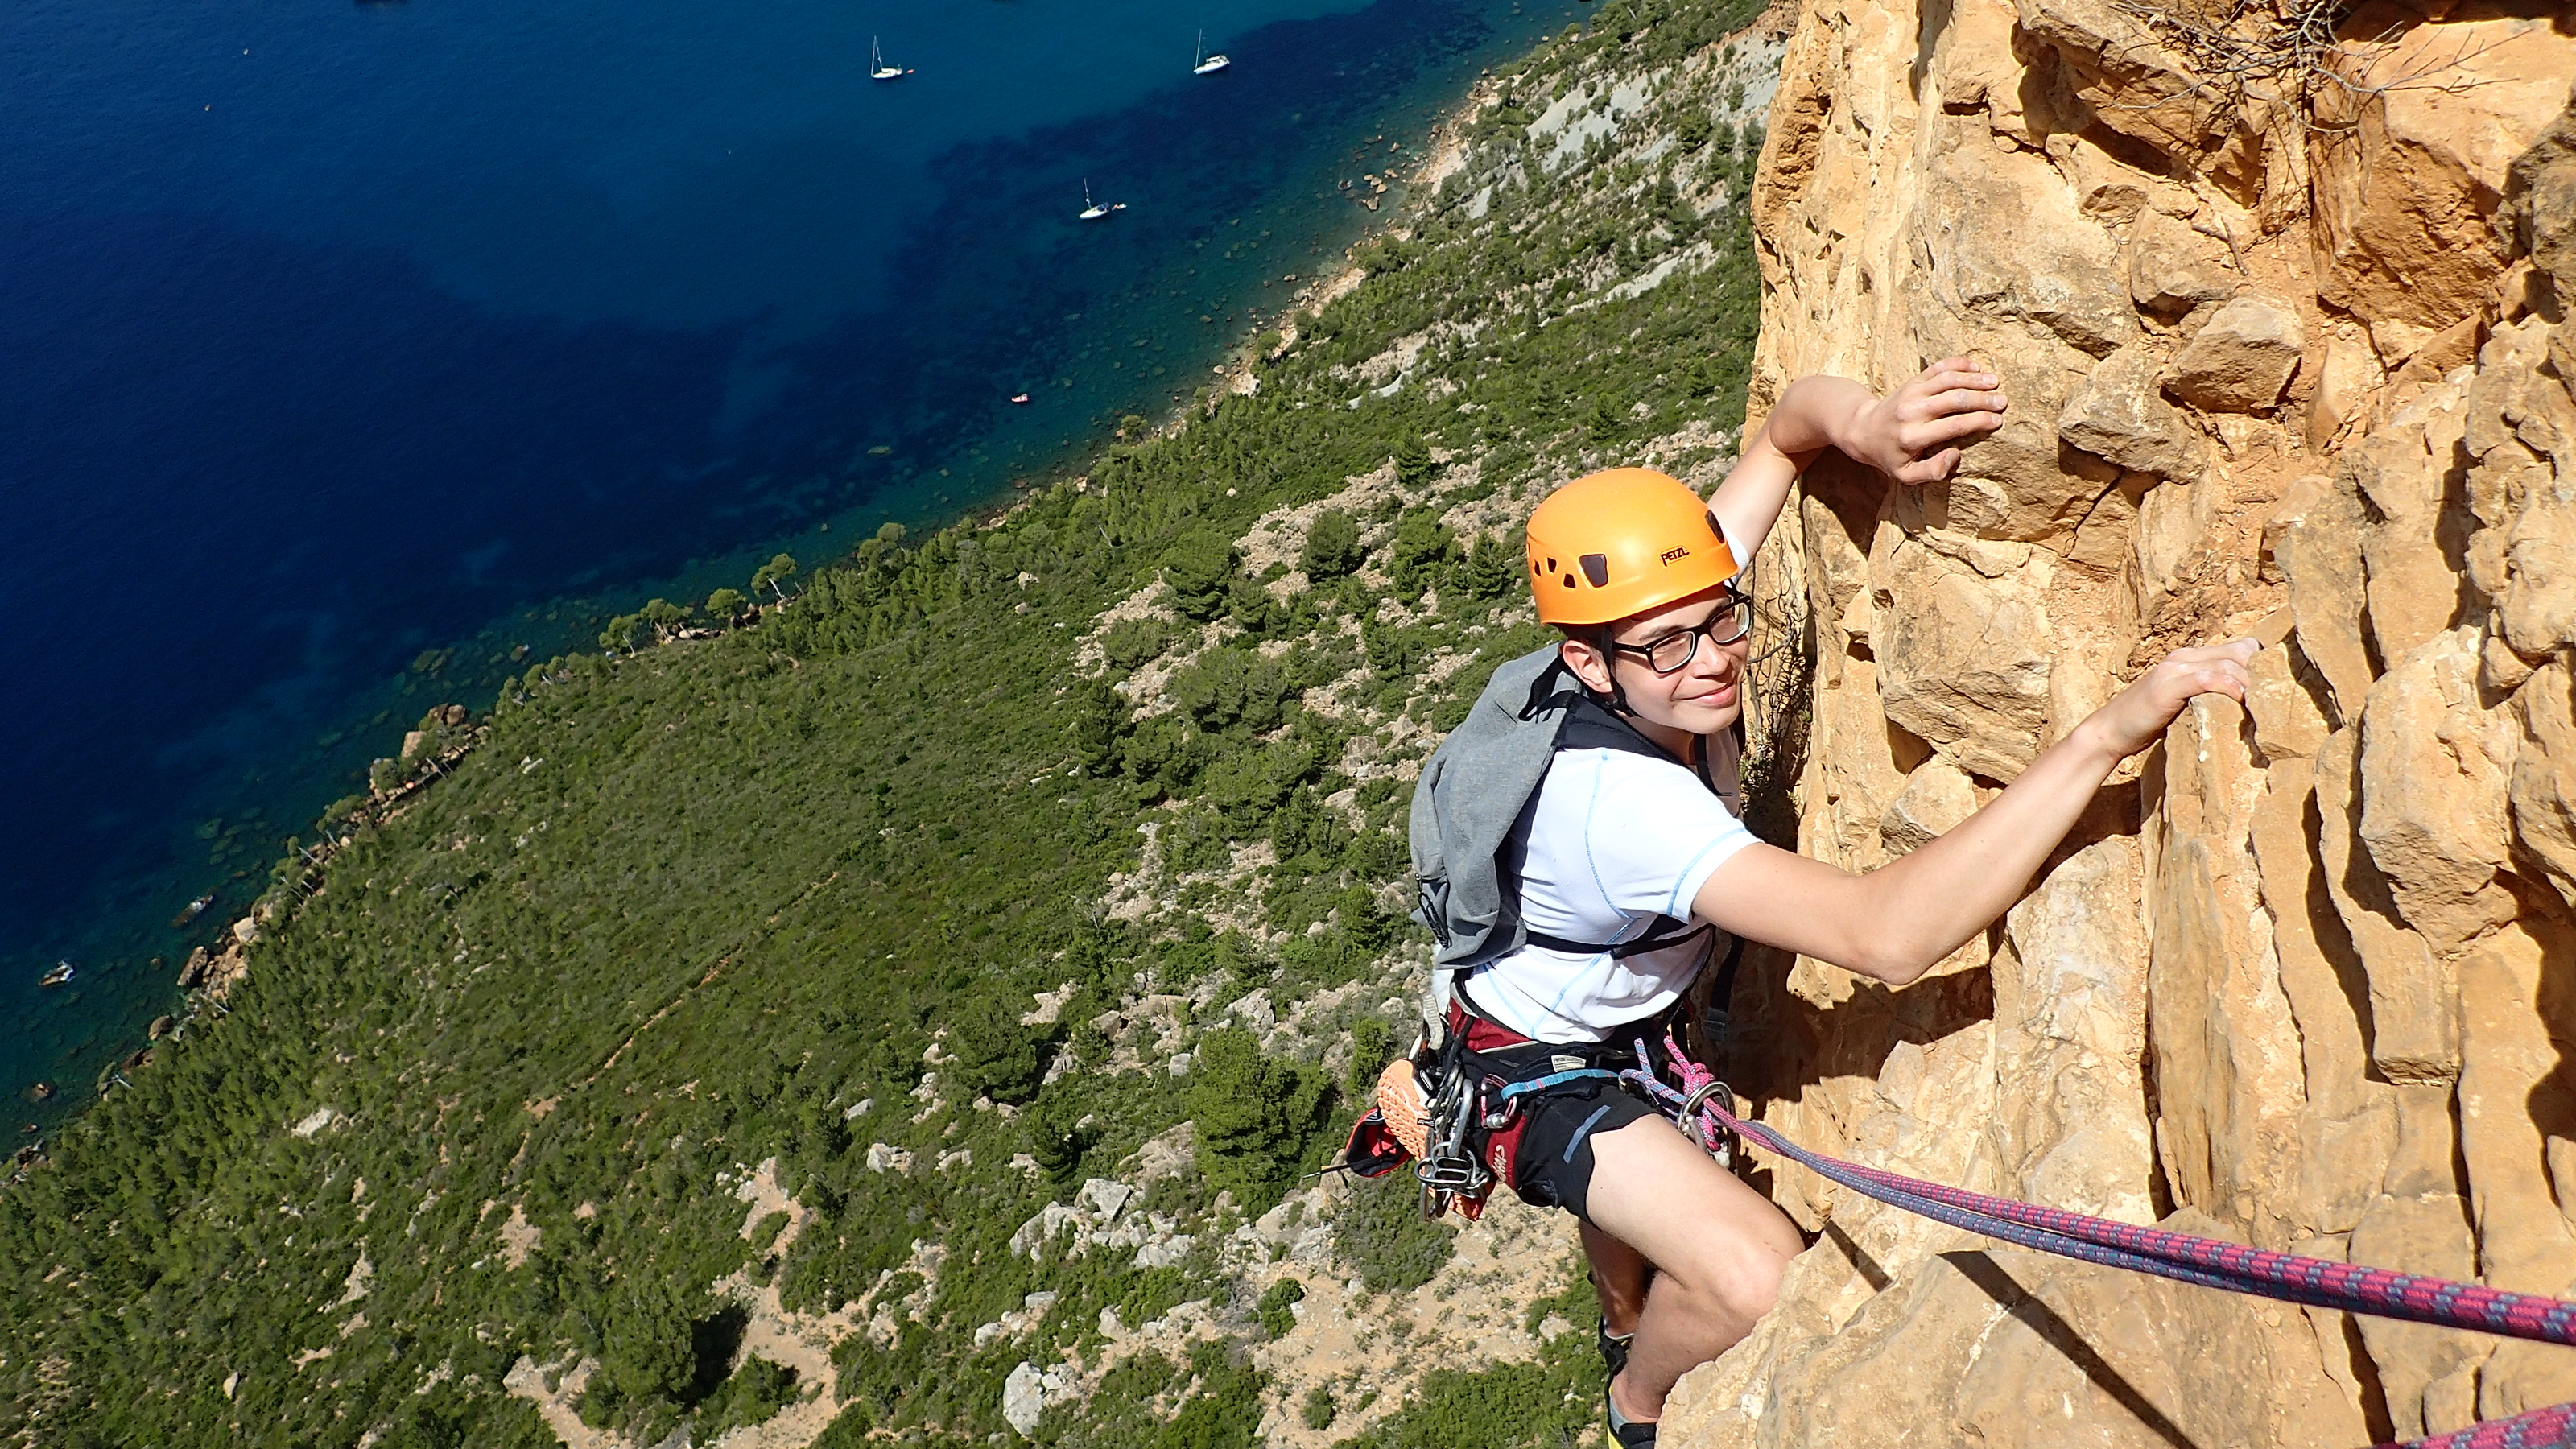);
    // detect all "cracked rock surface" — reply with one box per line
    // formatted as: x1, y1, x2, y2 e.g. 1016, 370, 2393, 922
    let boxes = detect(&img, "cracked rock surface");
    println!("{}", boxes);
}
1667, 2, 2576, 1443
